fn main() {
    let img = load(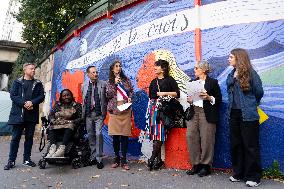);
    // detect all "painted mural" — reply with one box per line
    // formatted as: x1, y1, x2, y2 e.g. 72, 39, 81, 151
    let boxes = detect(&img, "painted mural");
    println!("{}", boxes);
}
51, 0, 284, 172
